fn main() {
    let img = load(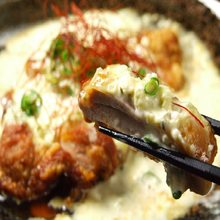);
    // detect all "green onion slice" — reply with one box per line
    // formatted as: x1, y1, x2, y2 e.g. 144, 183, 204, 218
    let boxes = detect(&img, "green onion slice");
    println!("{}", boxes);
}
143, 135, 152, 143
138, 68, 147, 77
61, 49, 68, 62
52, 38, 64, 58
66, 87, 74, 96
21, 90, 42, 116
144, 77, 159, 96
172, 190, 182, 199
63, 67, 72, 75
45, 73, 58, 84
